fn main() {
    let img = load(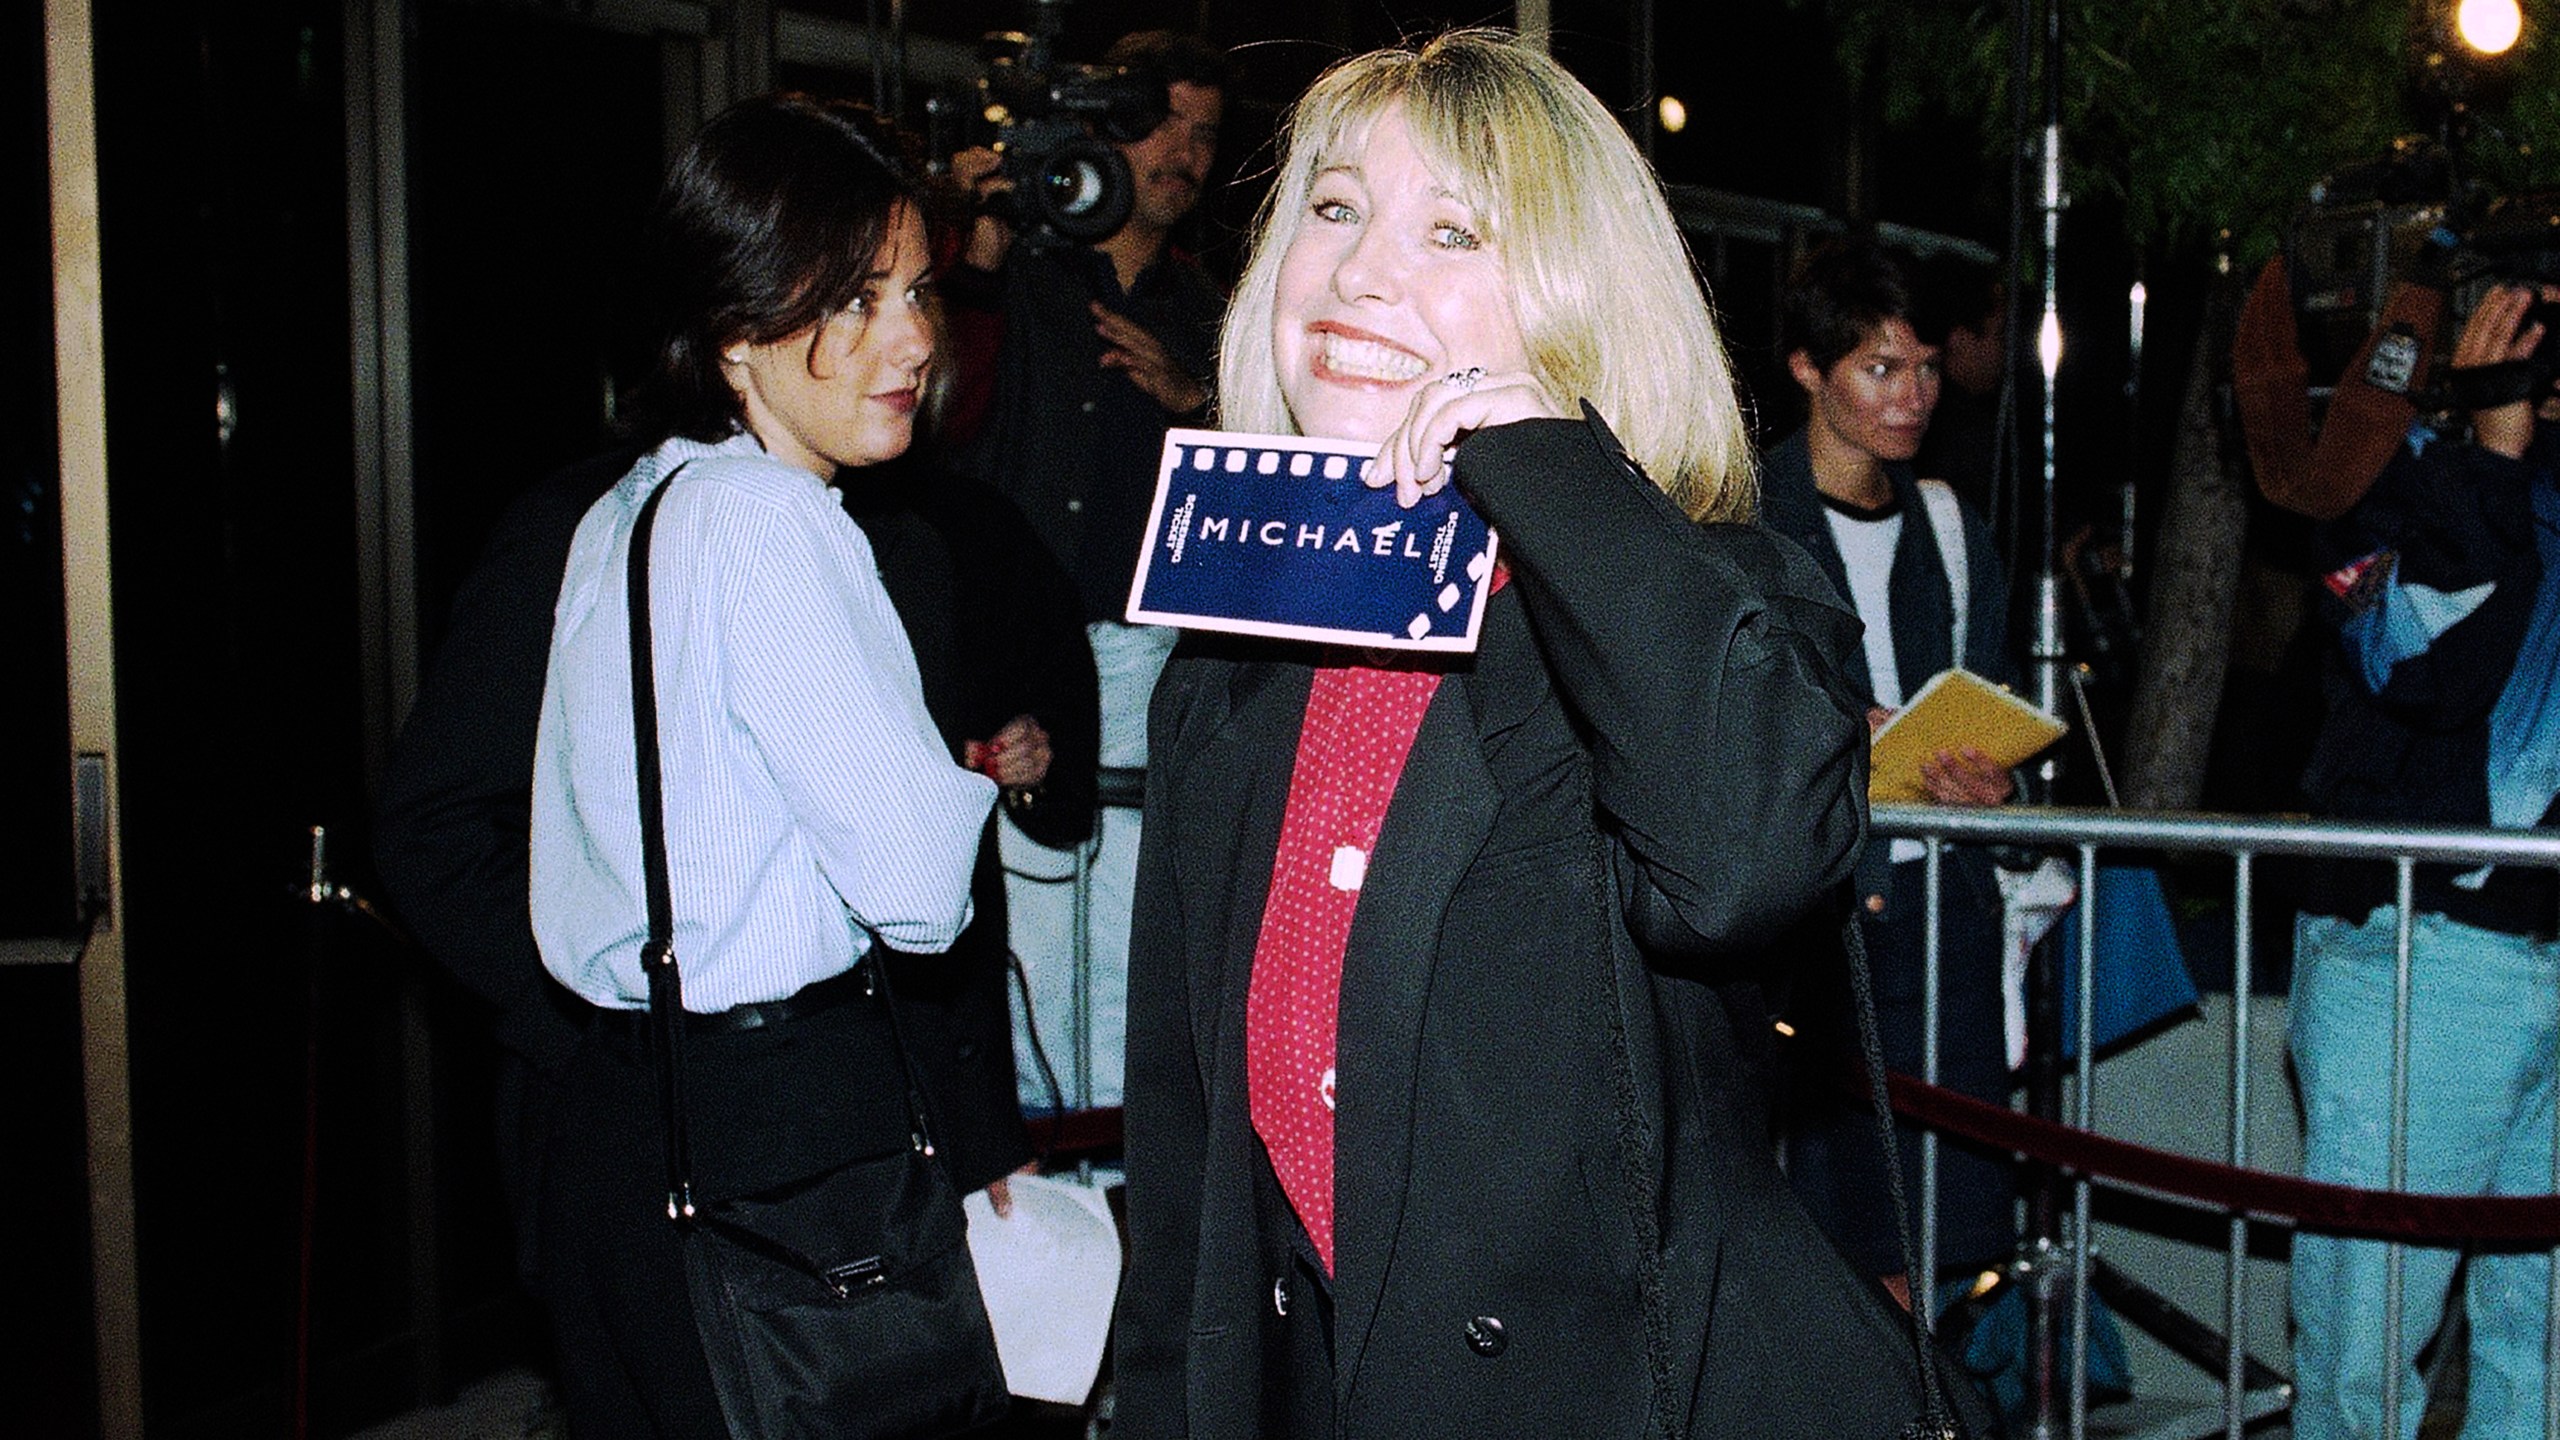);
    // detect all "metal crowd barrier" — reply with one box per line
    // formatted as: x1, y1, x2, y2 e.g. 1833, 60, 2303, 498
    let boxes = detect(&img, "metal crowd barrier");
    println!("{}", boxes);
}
1000, 764, 1149, 1130
1065, 764, 1147, 1113
1874, 802, 2560, 1440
